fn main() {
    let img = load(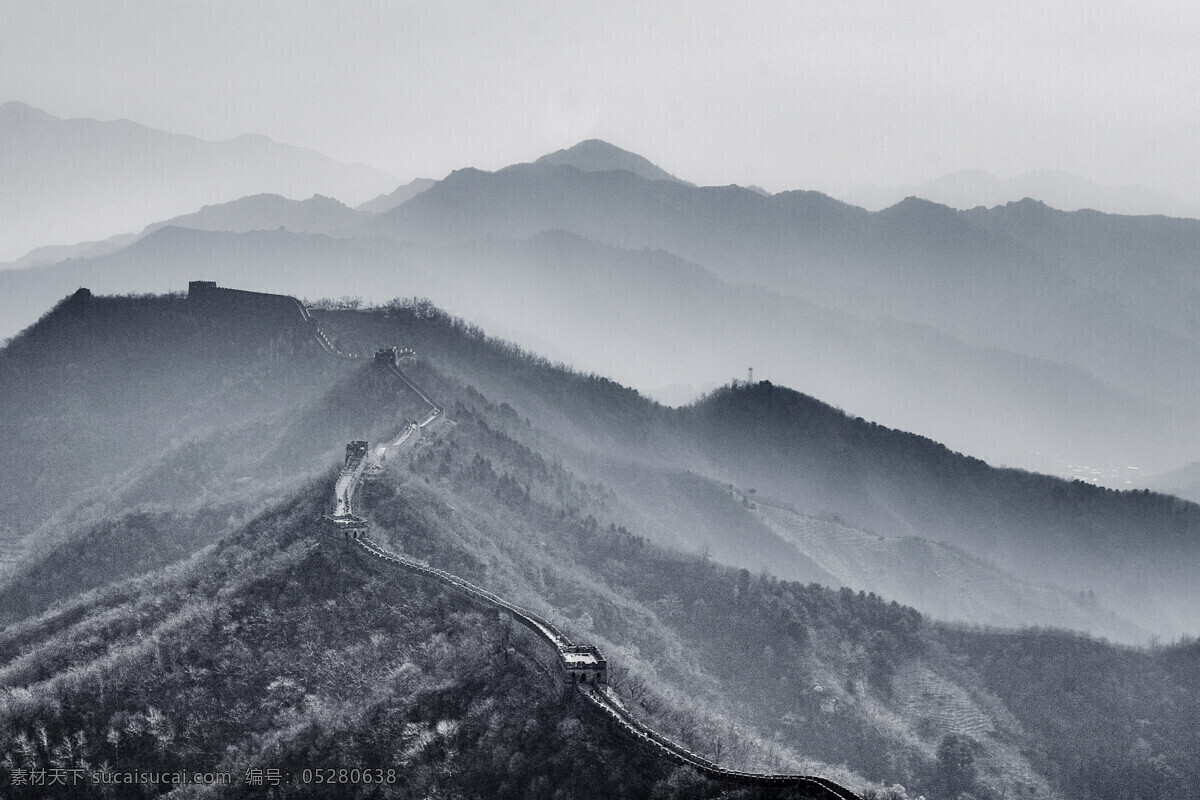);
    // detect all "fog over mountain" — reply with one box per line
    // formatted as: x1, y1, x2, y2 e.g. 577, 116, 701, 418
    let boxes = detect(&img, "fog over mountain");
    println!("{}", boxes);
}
362, 148, 1200, 477
0, 234, 139, 271
142, 194, 369, 238
8, 6, 1200, 796
529, 138, 693, 184
0, 224, 1179, 484
5, 138, 1199, 485
0, 102, 396, 261
9, 289, 1185, 640
1143, 461, 1200, 505
356, 178, 438, 215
